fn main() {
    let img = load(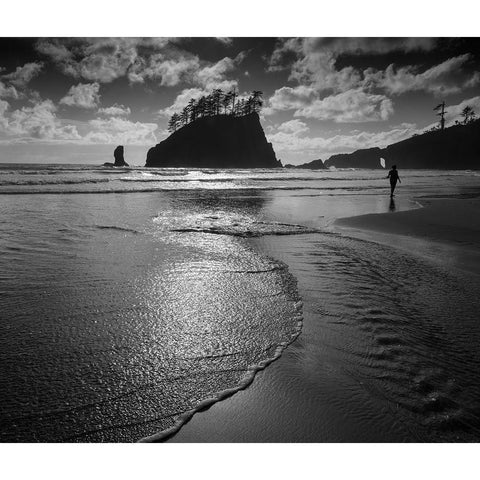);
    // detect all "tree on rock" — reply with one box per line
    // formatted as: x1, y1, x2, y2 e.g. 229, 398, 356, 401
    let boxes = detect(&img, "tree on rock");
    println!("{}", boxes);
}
461, 106, 476, 125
